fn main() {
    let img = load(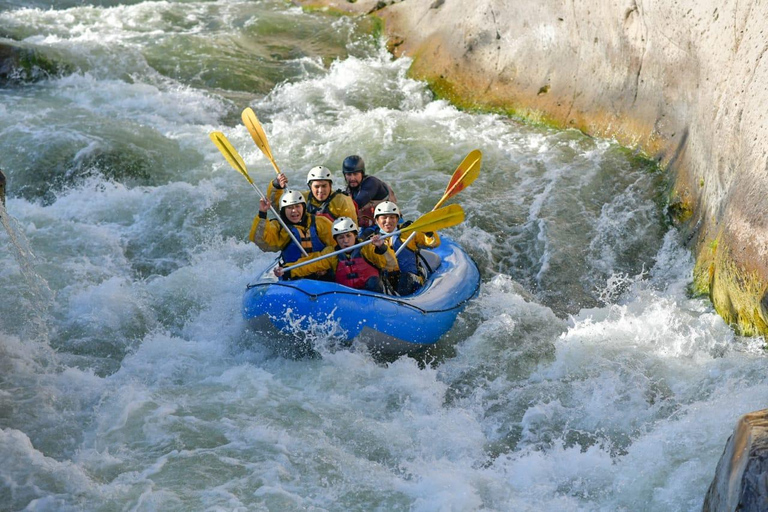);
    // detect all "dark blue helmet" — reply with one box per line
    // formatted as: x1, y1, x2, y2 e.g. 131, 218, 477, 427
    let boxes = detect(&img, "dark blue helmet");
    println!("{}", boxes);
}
342, 155, 365, 175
